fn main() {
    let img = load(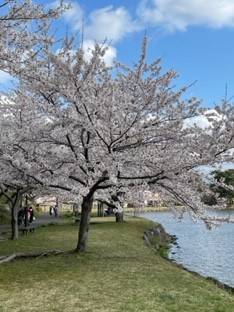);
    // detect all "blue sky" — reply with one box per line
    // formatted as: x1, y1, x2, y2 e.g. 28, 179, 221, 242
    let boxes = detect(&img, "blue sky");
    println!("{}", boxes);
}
1, 0, 234, 108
